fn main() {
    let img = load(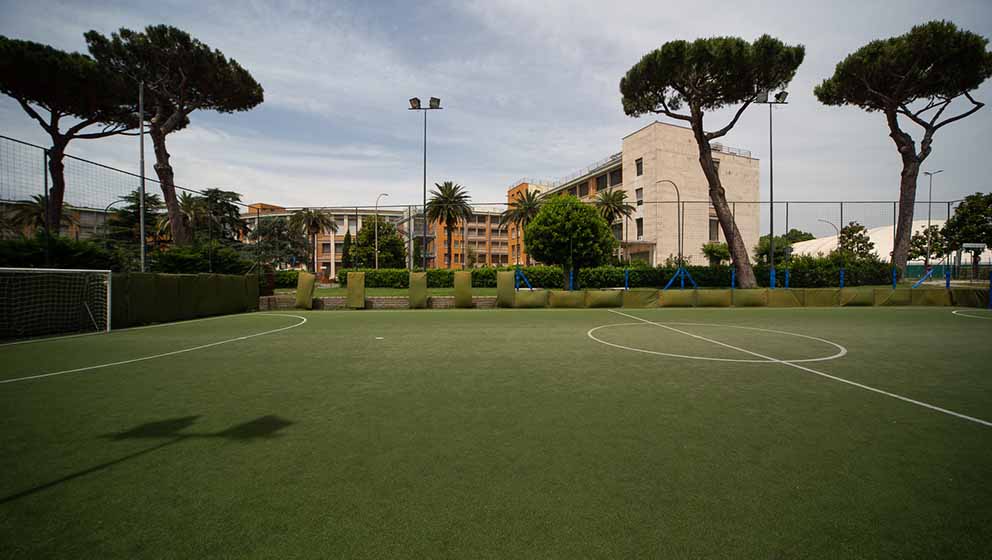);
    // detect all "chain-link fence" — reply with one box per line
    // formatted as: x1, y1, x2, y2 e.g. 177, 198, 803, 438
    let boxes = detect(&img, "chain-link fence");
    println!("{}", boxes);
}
2, 134, 986, 284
